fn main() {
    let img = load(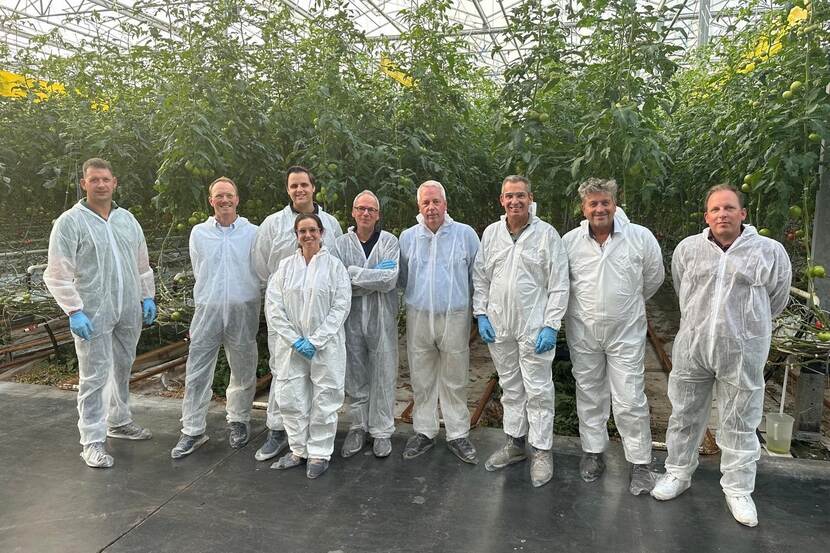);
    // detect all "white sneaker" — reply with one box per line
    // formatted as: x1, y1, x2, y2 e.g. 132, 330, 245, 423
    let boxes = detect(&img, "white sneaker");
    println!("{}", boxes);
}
81, 442, 114, 468
726, 495, 758, 527
650, 473, 691, 500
